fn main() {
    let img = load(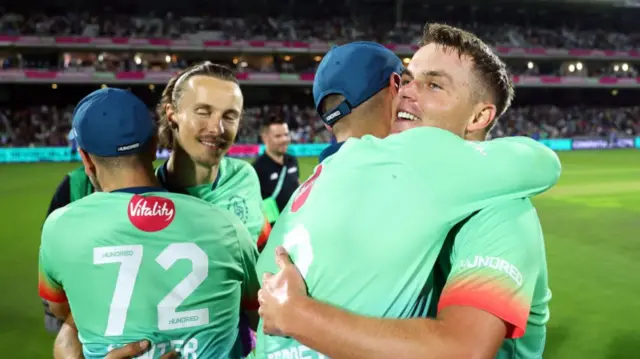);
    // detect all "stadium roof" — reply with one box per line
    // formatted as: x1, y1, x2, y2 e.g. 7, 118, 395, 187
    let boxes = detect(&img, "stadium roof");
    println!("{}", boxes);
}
403, 0, 639, 6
